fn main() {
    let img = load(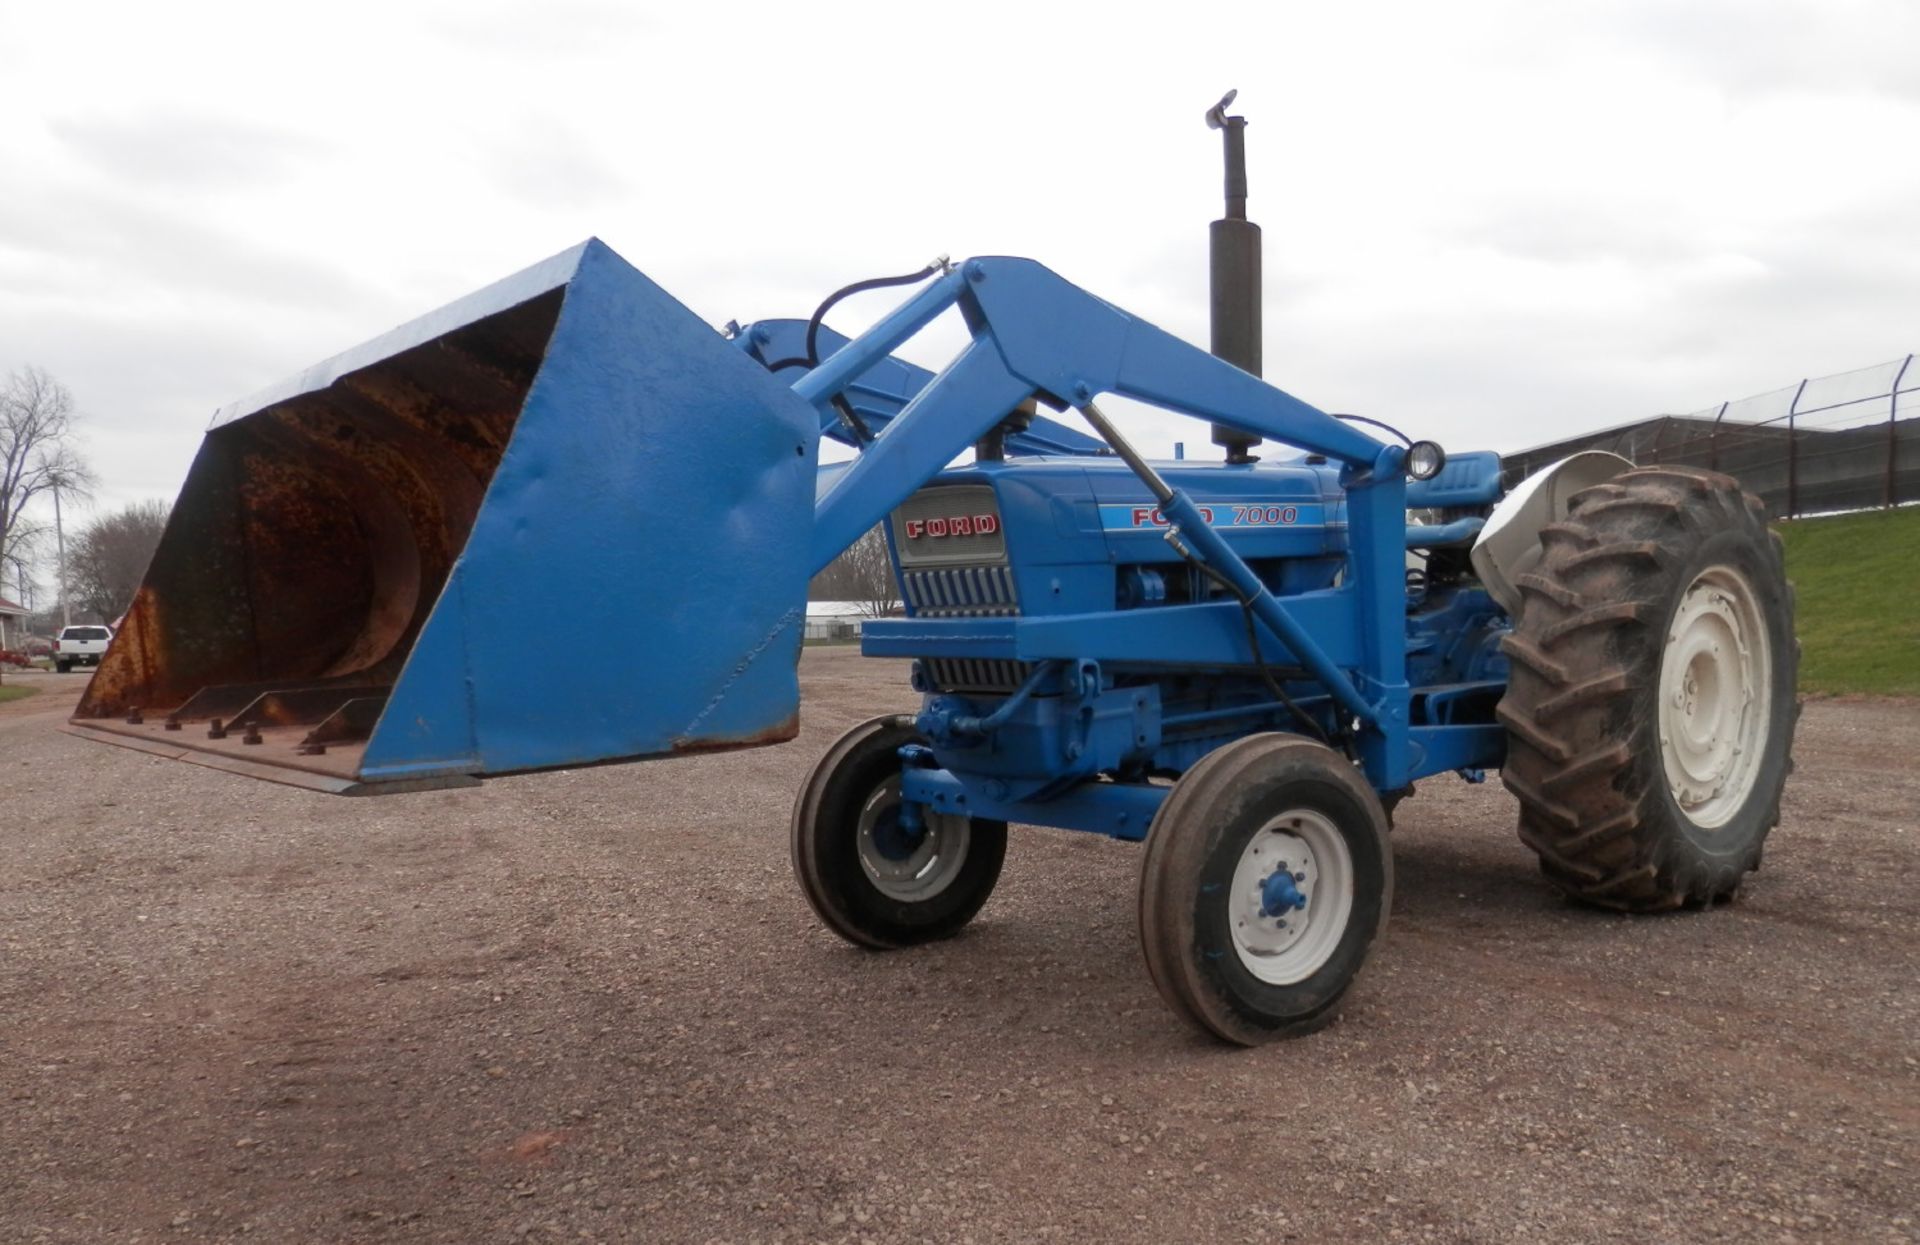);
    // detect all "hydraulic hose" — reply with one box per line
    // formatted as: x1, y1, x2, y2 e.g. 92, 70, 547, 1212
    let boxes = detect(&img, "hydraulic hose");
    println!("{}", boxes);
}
1331, 413, 1412, 445
803, 260, 949, 445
